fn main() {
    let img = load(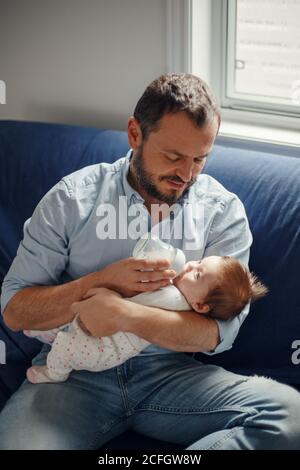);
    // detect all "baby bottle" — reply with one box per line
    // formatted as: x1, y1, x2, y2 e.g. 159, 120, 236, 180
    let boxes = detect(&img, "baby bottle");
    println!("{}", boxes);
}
132, 233, 186, 275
